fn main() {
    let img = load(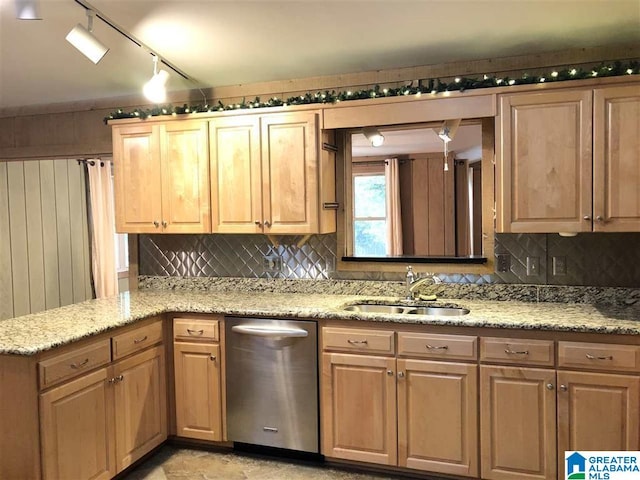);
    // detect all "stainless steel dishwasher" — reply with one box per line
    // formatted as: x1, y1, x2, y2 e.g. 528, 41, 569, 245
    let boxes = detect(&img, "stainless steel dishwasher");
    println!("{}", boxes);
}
225, 317, 319, 453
